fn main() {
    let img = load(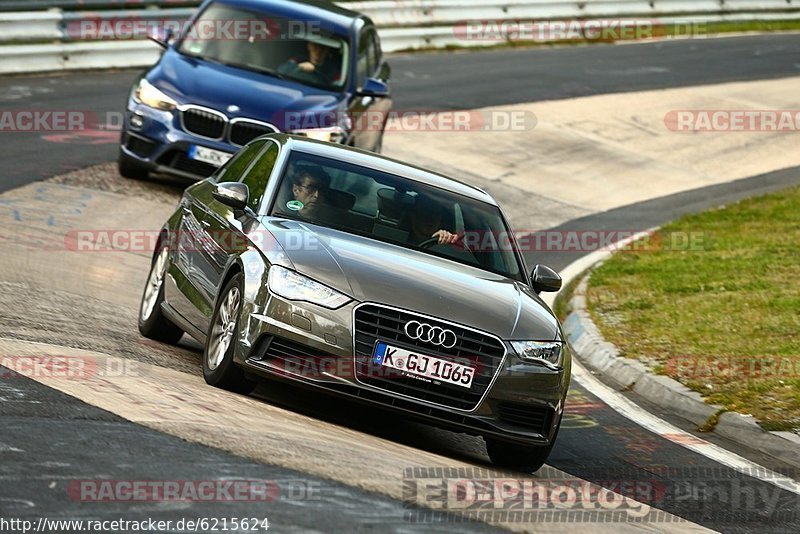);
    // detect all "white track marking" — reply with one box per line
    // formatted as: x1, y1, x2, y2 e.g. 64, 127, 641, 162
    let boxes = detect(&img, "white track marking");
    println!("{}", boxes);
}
573, 360, 800, 495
